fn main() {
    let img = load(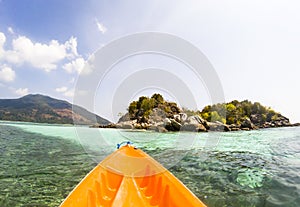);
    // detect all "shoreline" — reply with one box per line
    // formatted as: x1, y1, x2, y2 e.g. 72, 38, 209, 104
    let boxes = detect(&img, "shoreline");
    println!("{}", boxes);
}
91, 115, 300, 133
101, 95, 300, 133
1, 119, 299, 133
